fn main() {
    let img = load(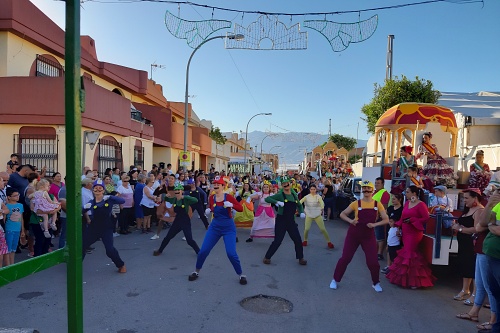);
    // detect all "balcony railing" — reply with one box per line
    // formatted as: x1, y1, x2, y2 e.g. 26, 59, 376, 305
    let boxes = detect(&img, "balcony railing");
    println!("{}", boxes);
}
131, 108, 152, 125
